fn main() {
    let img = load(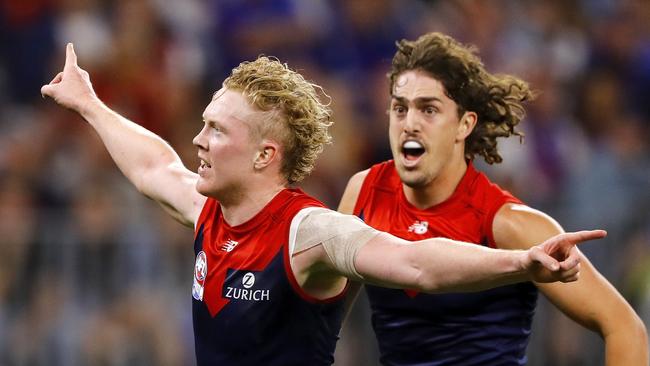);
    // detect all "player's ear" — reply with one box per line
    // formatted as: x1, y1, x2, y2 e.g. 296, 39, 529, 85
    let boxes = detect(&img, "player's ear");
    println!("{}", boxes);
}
456, 111, 477, 142
253, 140, 279, 170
